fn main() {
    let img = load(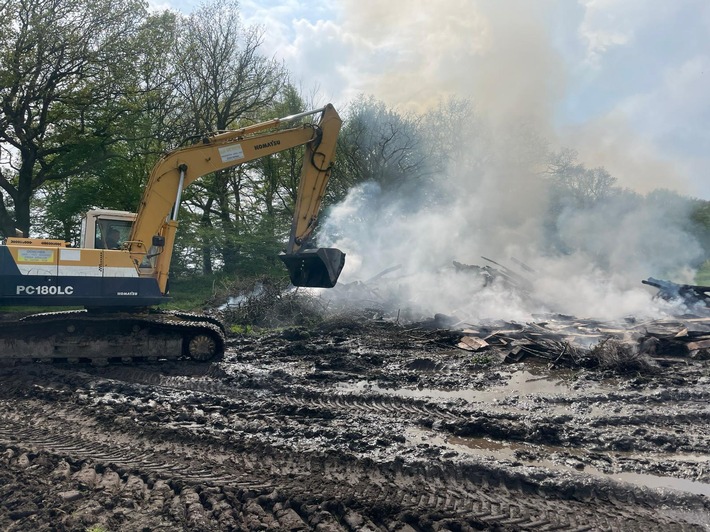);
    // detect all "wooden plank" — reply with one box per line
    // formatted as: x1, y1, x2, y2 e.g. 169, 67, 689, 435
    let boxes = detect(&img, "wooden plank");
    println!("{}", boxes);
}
686, 339, 710, 351
457, 336, 489, 352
